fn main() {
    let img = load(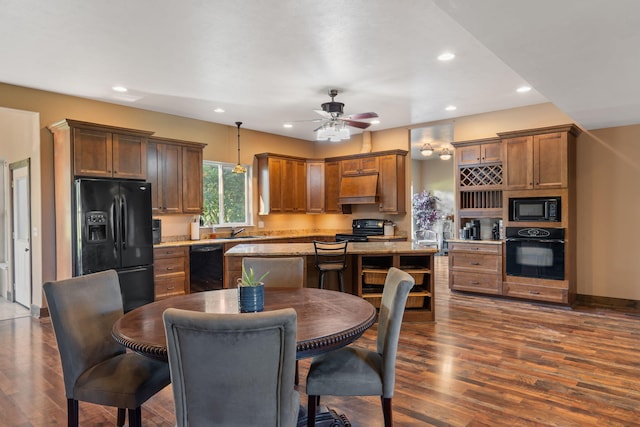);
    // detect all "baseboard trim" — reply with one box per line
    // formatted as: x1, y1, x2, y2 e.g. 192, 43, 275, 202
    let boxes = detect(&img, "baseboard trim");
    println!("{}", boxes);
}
575, 294, 640, 312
